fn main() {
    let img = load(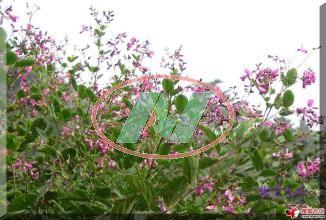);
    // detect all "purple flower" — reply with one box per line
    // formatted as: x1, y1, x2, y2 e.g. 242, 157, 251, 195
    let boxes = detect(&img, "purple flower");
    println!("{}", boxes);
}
240, 69, 252, 81
297, 158, 320, 178
301, 68, 316, 88
307, 99, 314, 107
296, 101, 321, 128
222, 204, 234, 214
224, 189, 235, 202
259, 186, 269, 198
